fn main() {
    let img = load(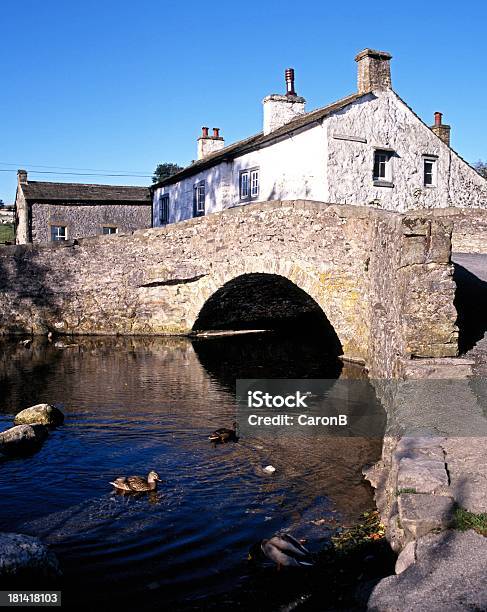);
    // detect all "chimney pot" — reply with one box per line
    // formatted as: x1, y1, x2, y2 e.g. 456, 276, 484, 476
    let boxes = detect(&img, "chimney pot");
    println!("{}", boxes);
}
431, 112, 451, 146
355, 48, 392, 94
285, 68, 296, 96
197, 128, 225, 159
